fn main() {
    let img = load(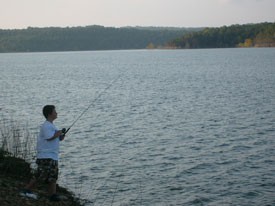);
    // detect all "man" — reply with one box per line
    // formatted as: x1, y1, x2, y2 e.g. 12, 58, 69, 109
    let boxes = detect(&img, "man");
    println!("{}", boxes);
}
20, 105, 65, 201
